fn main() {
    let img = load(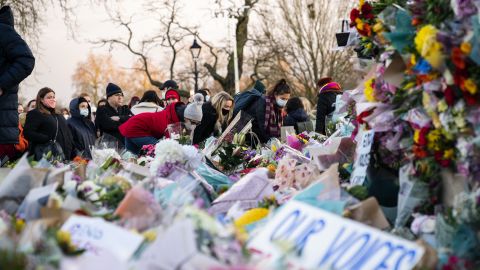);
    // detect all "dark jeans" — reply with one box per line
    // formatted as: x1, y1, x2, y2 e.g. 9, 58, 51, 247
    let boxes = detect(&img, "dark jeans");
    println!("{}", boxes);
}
125, 136, 158, 155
